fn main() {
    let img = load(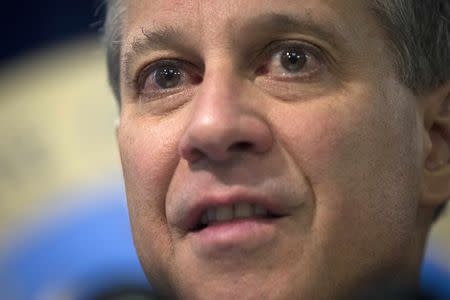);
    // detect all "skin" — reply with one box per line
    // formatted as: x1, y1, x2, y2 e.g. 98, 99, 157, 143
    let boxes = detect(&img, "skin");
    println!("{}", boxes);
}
116, 0, 450, 299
